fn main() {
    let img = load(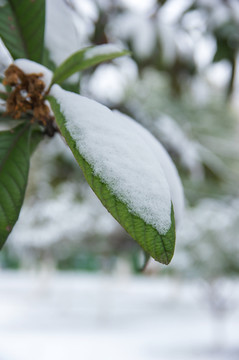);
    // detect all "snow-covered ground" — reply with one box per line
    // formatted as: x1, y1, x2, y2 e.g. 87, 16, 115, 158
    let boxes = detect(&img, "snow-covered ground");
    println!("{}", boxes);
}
0, 271, 239, 360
